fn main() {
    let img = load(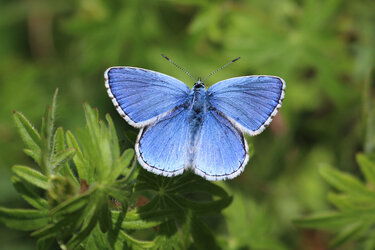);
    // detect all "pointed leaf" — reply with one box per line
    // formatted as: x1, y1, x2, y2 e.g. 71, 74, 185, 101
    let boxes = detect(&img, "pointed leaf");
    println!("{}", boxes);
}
327, 193, 358, 211
110, 149, 134, 181
117, 156, 138, 185
153, 220, 180, 249
357, 154, 375, 187
168, 178, 229, 198
41, 89, 58, 150
320, 165, 375, 200
85, 225, 112, 249
83, 104, 100, 143
39, 118, 50, 175
11, 176, 49, 210
37, 237, 55, 250
330, 222, 369, 248
191, 216, 219, 249
119, 208, 178, 230
13, 111, 41, 150
117, 230, 155, 249
97, 193, 111, 233
66, 199, 100, 249
31, 211, 84, 239
46, 89, 58, 139
24, 148, 41, 165
294, 212, 362, 229
66, 130, 88, 180
53, 127, 65, 152
12, 165, 48, 189
50, 128, 77, 180
106, 114, 120, 160
0, 207, 49, 231
171, 194, 232, 215
51, 191, 91, 217
51, 148, 76, 170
